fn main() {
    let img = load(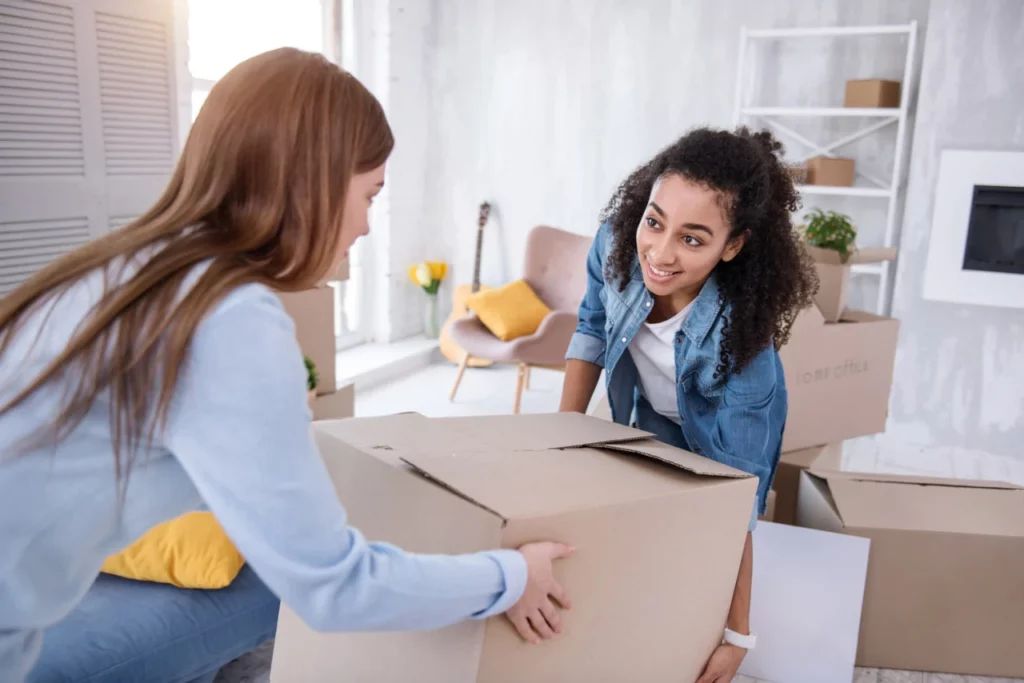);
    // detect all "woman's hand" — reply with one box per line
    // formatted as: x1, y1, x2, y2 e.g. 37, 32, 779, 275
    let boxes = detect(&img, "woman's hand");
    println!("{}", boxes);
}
696, 643, 747, 683
505, 542, 575, 644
